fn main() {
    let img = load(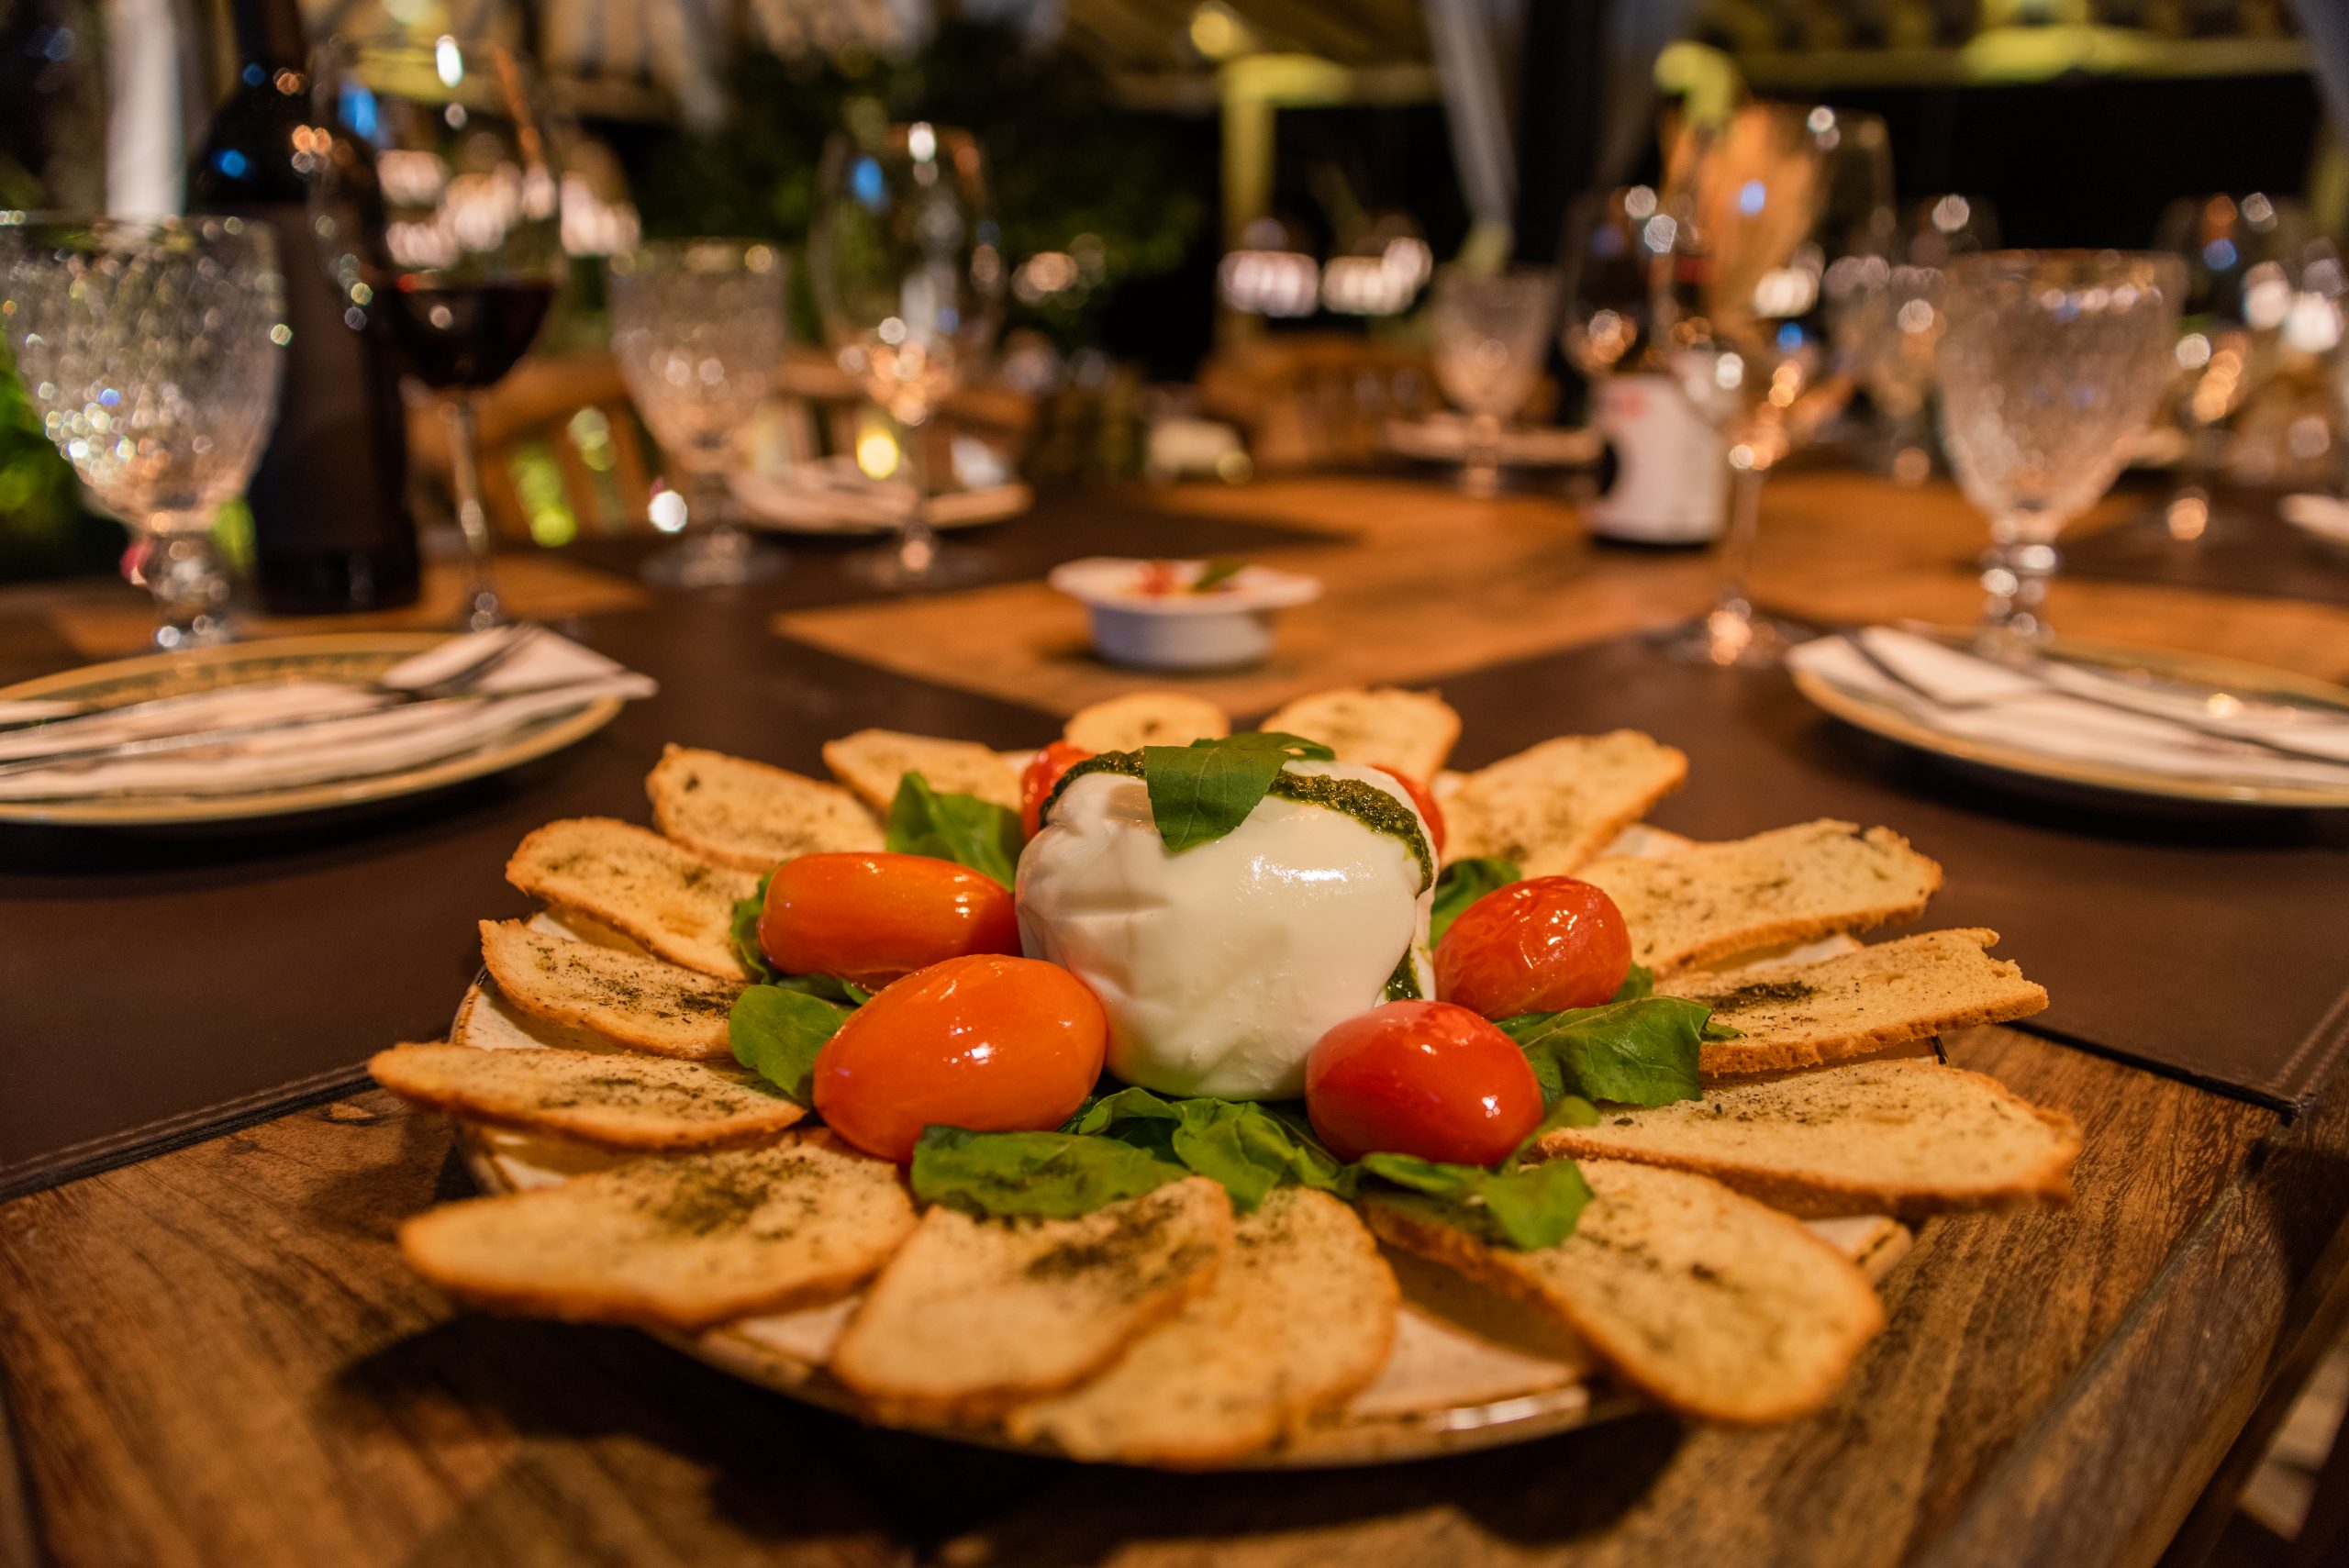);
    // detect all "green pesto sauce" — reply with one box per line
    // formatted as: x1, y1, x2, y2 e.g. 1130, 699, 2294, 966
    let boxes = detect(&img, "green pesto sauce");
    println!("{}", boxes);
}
1041, 749, 1435, 892
1382, 948, 1423, 1002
